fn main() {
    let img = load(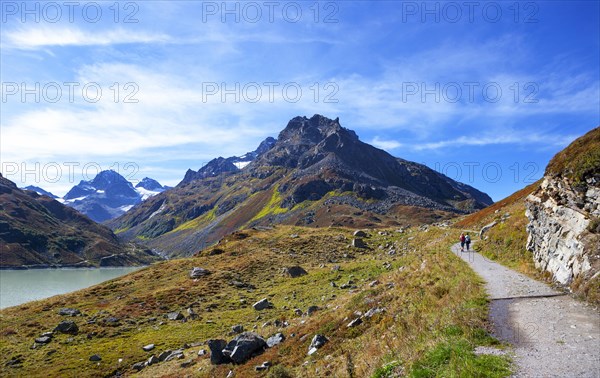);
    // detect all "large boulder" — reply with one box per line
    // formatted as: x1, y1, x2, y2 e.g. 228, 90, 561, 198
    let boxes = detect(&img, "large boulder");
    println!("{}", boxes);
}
222, 332, 267, 364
